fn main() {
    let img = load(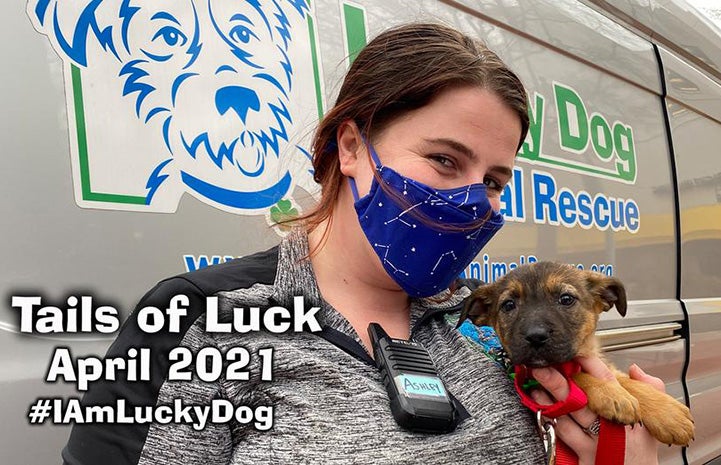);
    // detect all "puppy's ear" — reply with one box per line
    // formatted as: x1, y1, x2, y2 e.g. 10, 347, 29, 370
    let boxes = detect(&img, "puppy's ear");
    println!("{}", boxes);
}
587, 274, 627, 317
457, 286, 497, 328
